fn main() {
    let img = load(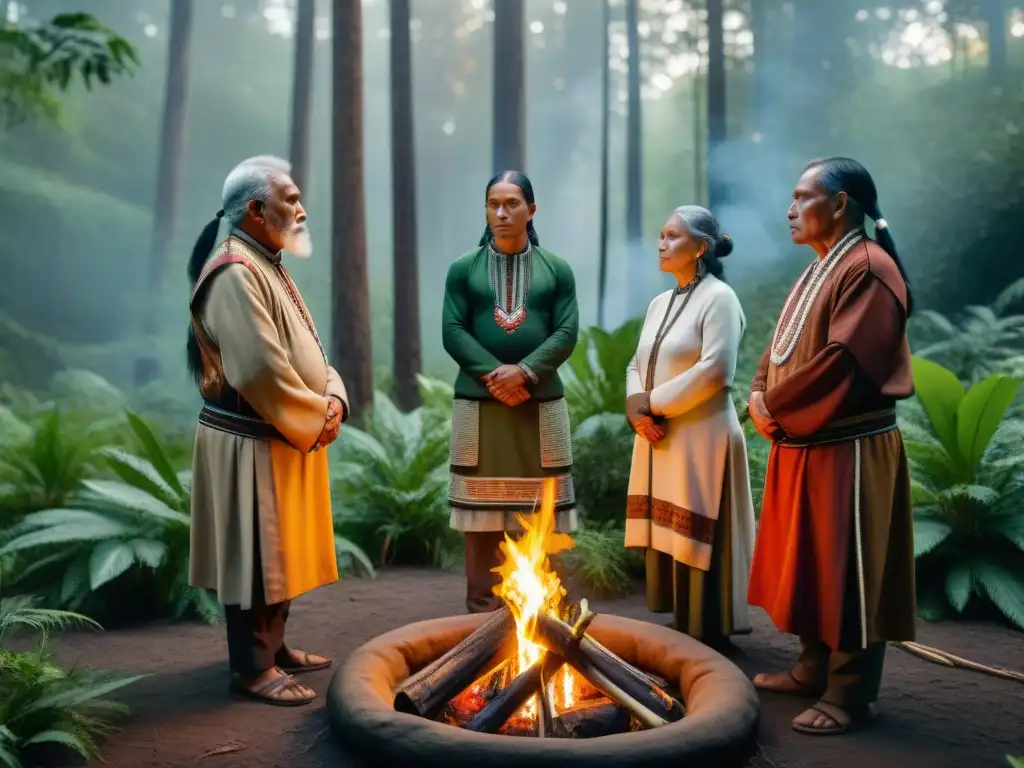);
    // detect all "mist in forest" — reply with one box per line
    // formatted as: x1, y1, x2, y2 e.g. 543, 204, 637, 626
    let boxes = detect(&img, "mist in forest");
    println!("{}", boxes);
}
1, 0, 1022, 419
